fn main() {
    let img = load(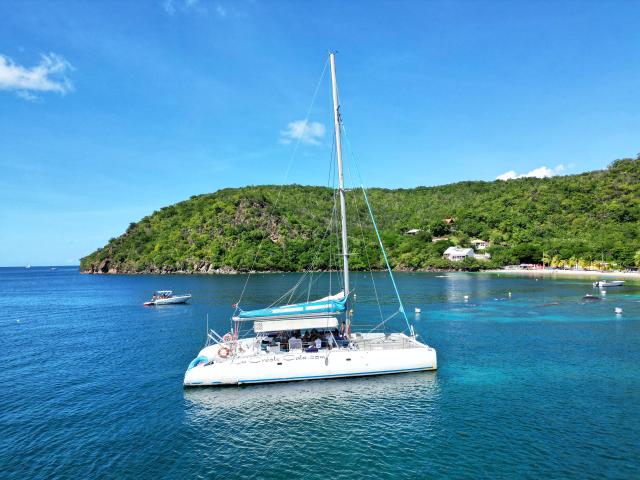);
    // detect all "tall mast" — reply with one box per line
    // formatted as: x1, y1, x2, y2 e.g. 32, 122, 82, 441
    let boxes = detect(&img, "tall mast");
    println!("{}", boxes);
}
329, 52, 350, 322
